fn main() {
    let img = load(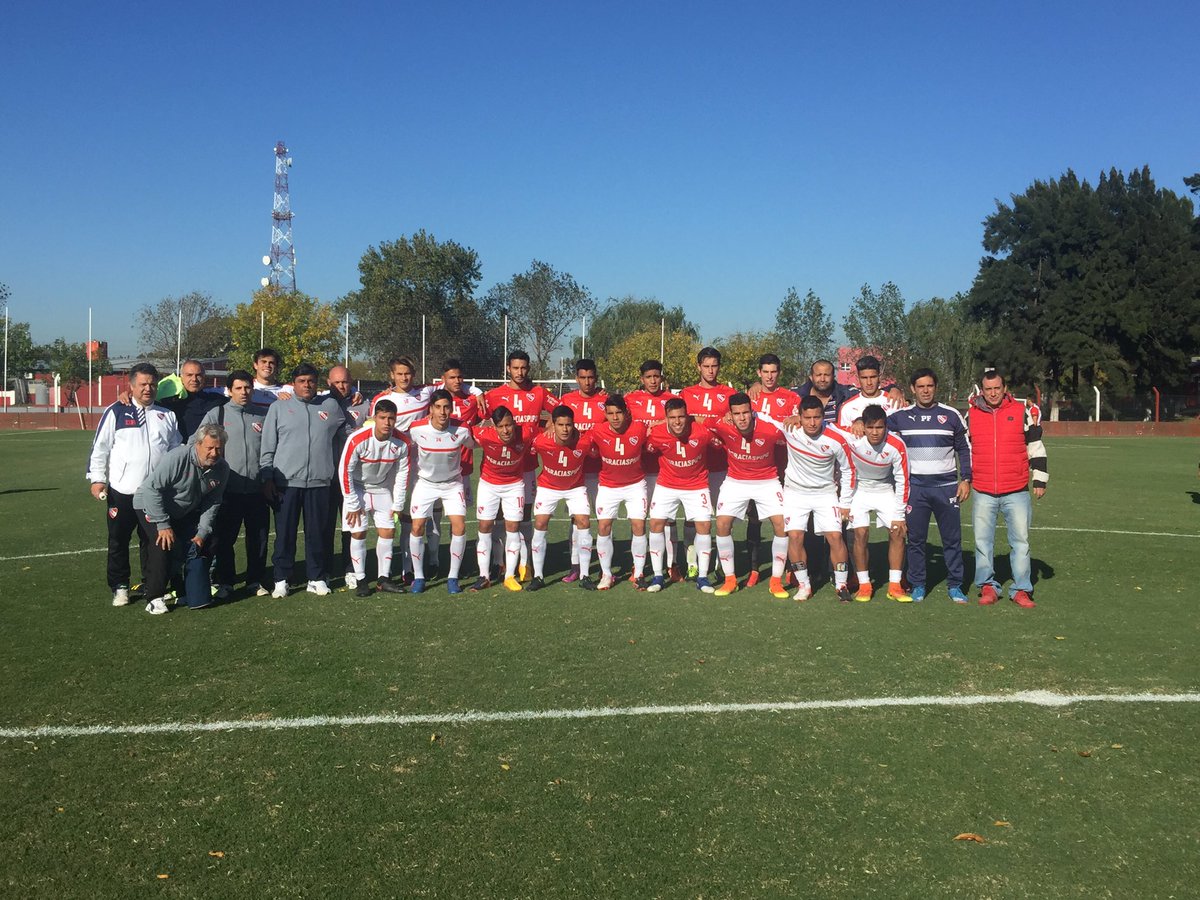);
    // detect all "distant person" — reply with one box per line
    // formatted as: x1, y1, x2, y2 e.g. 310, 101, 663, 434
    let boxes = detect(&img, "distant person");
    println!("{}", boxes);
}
793, 359, 854, 424
559, 358, 608, 582
134, 423, 230, 614
470, 406, 536, 592
588, 394, 651, 590
86, 362, 181, 607
680, 347, 735, 580
528, 405, 596, 592
625, 359, 682, 579
161, 359, 227, 440
326, 364, 370, 582
967, 369, 1048, 608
